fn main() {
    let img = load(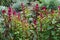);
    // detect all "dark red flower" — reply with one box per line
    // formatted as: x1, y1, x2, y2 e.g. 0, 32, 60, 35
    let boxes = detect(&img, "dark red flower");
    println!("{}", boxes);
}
2, 10, 6, 14
33, 19, 37, 25
35, 4, 39, 11
42, 6, 46, 11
